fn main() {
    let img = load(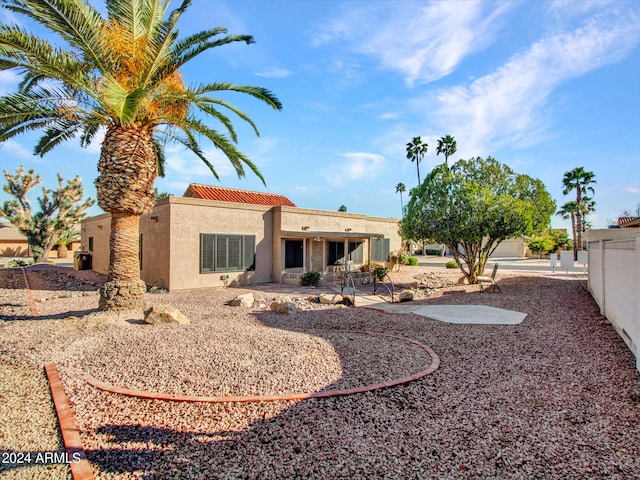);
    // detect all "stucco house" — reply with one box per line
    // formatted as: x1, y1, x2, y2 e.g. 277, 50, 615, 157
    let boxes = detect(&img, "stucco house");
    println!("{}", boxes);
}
81, 184, 402, 291
0, 222, 30, 257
